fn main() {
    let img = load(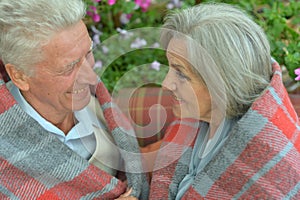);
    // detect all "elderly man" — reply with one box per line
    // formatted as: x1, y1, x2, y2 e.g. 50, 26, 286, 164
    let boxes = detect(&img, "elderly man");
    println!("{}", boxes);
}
0, 0, 147, 199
